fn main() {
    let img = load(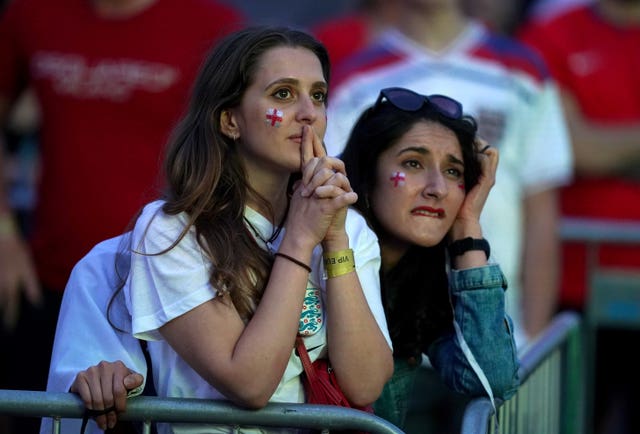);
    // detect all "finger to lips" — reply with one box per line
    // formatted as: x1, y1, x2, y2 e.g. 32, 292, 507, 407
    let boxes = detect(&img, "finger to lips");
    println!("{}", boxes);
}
309, 125, 326, 158
300, 125, 314, 170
